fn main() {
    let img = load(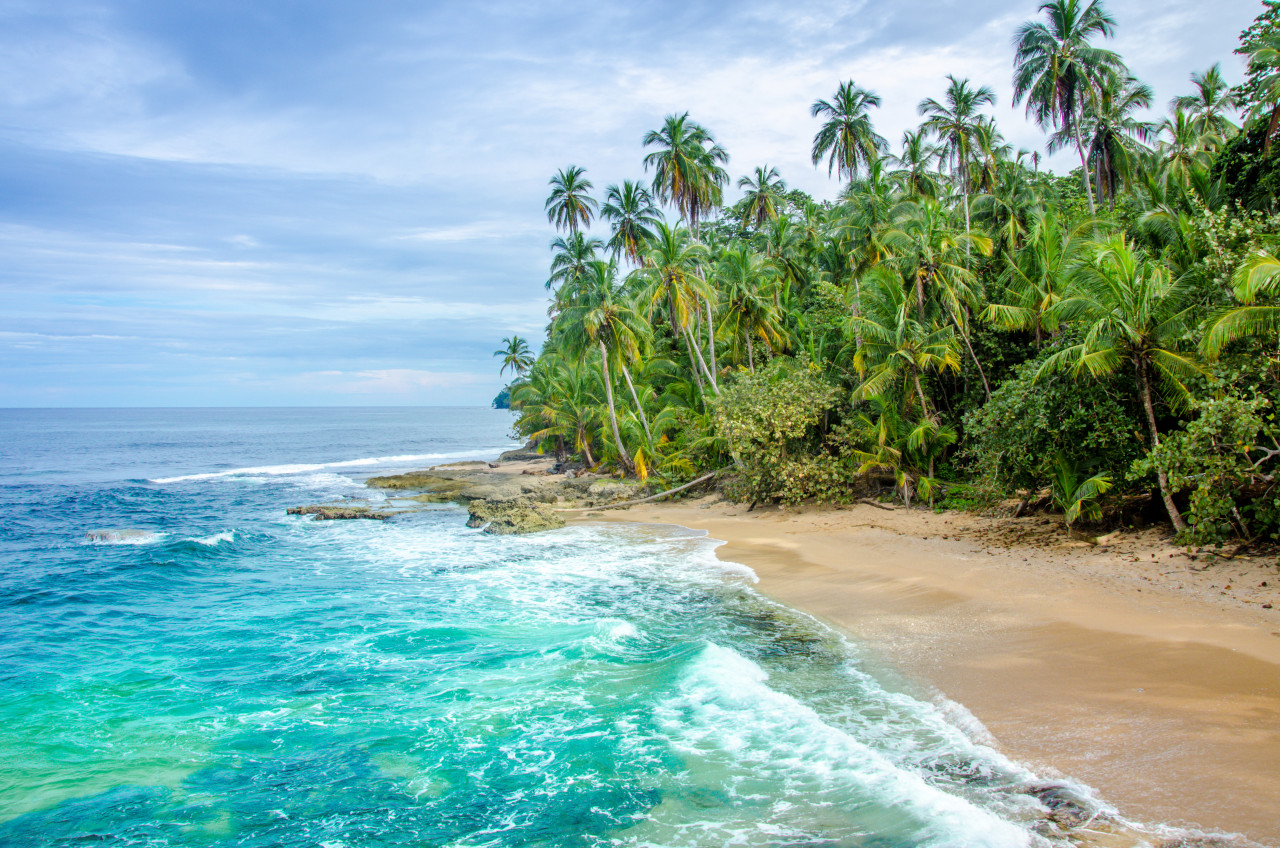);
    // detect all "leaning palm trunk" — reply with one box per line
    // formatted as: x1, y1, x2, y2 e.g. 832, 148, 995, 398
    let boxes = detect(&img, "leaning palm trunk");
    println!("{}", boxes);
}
704, 298, 719, 392
599, 342, 634, 473
746, 331, 755, 373
620, 362, 652, 445
954, 313, 992, 400
669, 291, 705, 395
1135, 360, 1188, 533
684, 323, 718, 394
1071, 115, 1097, 214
